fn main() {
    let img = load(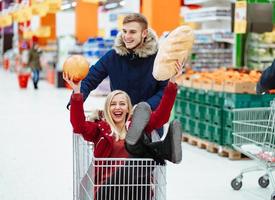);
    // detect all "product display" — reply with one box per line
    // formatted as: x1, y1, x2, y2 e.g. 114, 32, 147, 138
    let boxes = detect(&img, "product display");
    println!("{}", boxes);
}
182, 0, 233, 71
192, 42, 232, 70
247, 31, 275, 70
